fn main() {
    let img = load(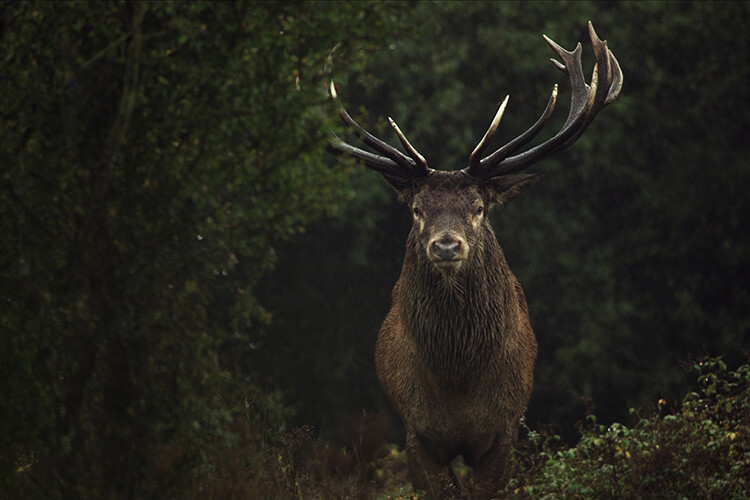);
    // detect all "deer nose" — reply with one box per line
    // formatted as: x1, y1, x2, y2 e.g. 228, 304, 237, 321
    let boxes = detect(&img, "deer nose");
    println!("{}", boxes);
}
431, 236, 463, 261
